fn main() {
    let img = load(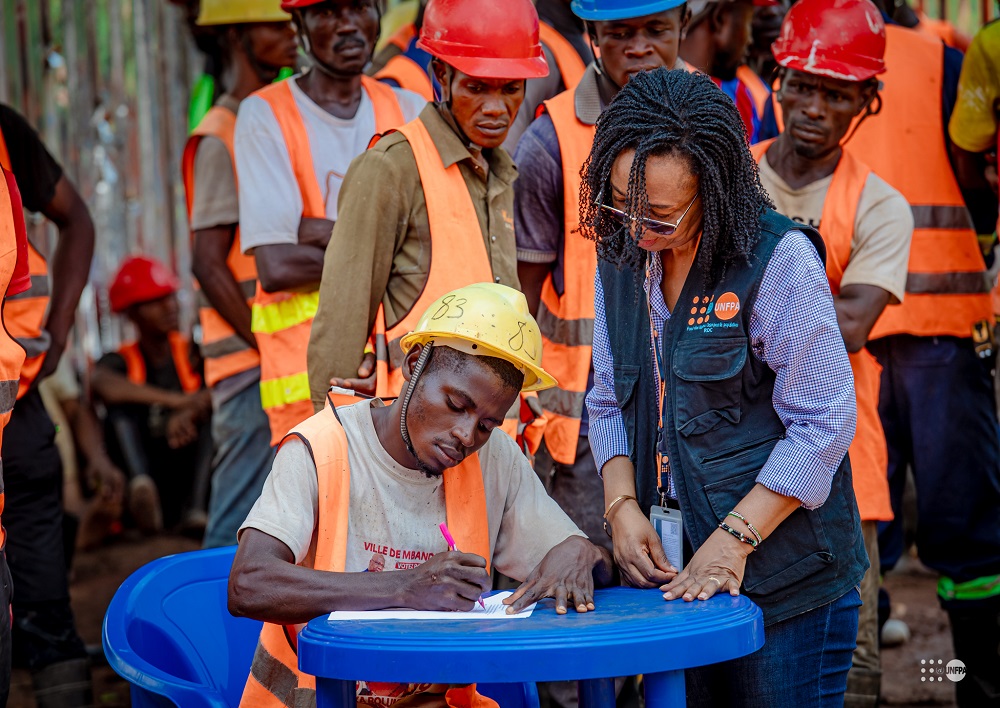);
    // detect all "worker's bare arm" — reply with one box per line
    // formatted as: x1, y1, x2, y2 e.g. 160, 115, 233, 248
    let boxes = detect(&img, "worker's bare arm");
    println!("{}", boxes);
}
516, 261, 552, 318
192, 225, 256, 348
228, 528, 492, 624
91, 364, 191, 409
254, 242, 326, 293
832, 283, 891, 353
